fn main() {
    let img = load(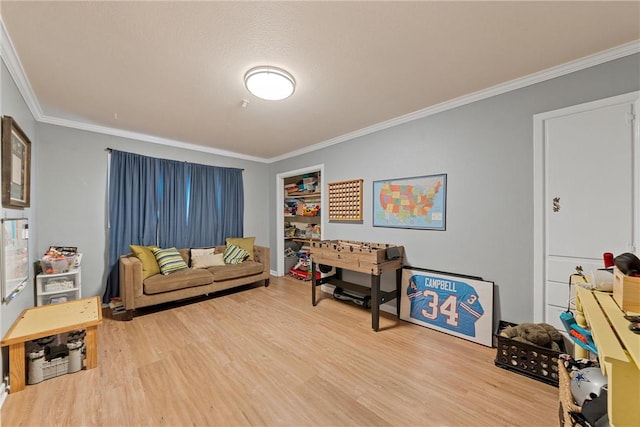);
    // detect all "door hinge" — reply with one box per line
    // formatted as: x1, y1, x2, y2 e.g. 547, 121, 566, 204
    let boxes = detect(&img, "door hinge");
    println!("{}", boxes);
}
626, 112, 635, 124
